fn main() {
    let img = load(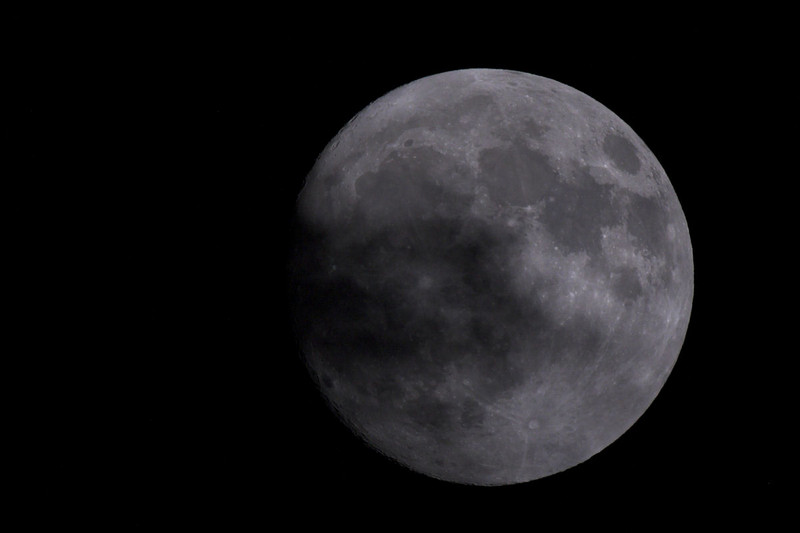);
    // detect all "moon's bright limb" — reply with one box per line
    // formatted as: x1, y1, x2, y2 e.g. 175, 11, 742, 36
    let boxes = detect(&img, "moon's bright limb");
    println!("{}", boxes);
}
290, 69, 693, 485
